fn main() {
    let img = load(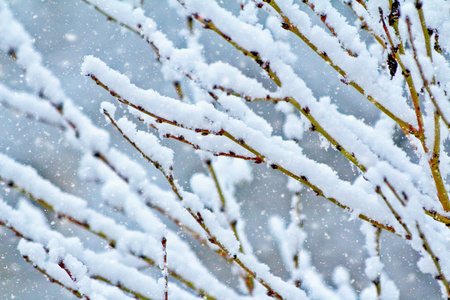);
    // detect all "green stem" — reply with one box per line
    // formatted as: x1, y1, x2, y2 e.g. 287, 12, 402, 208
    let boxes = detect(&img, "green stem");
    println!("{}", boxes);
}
402, 16, 450, 211
220, 131, 398, 235
416, 224, 450, 297
205, 161, 254, 294
374, 227, 382, 298
416, 1, 432, 60
265, 0, 413, 133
